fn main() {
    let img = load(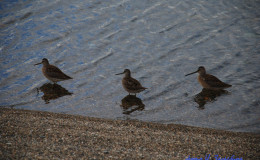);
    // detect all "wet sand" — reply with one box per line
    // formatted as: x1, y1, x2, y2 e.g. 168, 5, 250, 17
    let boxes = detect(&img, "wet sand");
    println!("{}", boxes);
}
0, 108, 259, 159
